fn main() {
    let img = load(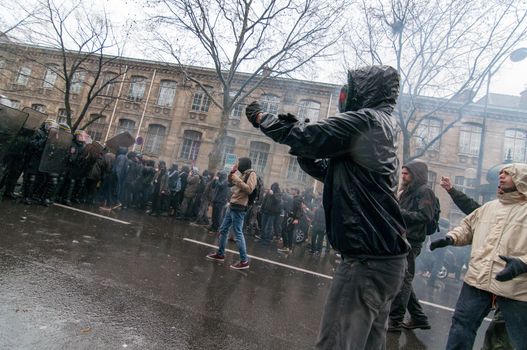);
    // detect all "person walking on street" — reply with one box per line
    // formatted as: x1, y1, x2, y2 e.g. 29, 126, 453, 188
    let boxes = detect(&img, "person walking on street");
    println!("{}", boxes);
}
206, 157, 257, 270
